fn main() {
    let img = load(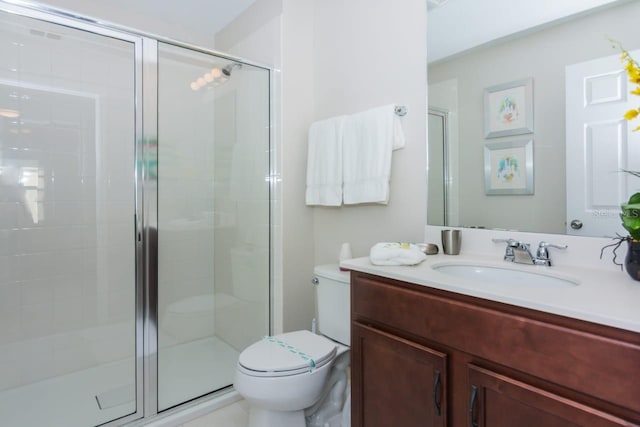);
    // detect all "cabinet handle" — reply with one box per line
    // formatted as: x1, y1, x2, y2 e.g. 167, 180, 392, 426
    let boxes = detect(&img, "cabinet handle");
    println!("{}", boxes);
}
432, 370, 442, 416
469, 385, 478, 427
